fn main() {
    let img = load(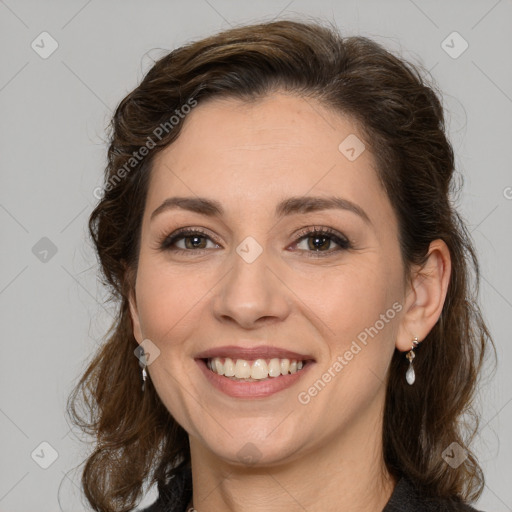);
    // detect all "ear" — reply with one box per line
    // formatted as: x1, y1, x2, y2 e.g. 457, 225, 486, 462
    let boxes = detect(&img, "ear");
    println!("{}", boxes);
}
396, 239, 451, 351
125, 265, 144, 344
